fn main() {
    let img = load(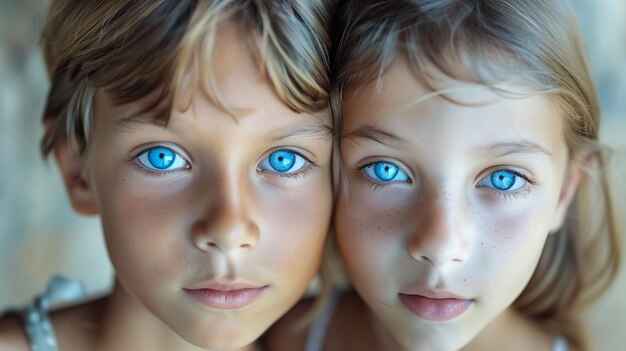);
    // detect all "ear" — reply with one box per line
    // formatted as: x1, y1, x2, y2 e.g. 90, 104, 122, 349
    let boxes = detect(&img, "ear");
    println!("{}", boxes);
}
549, 156, 588, 233
53, 141, 98, 216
